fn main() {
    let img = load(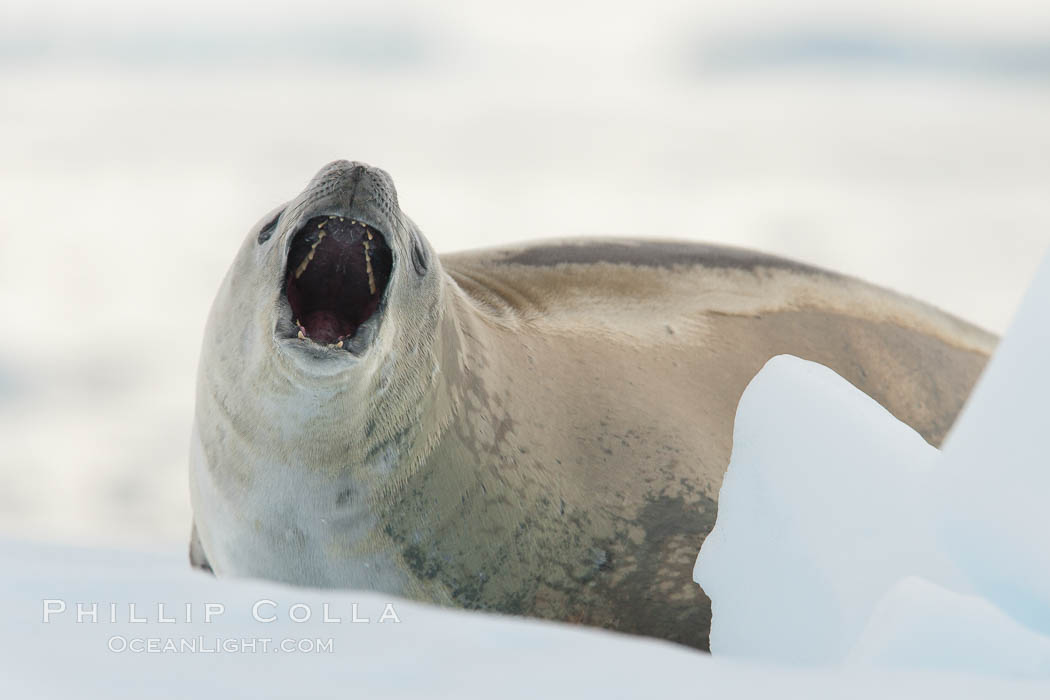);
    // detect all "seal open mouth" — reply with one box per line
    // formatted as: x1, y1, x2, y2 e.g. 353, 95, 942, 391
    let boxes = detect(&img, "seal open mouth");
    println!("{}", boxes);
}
284, 215, 393, 347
